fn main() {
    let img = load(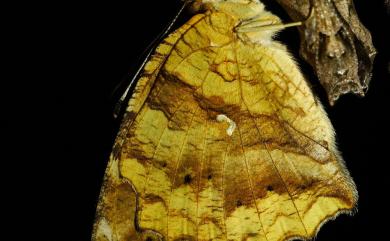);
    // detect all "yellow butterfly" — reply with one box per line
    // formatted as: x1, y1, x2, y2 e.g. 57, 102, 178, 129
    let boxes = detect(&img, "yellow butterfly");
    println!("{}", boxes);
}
93, 1, 357, 240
